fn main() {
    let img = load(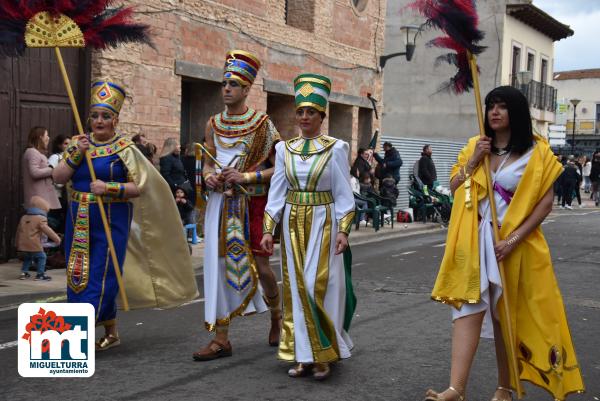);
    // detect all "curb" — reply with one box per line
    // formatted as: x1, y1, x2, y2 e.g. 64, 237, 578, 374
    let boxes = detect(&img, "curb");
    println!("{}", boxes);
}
0, 225, 446, 308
